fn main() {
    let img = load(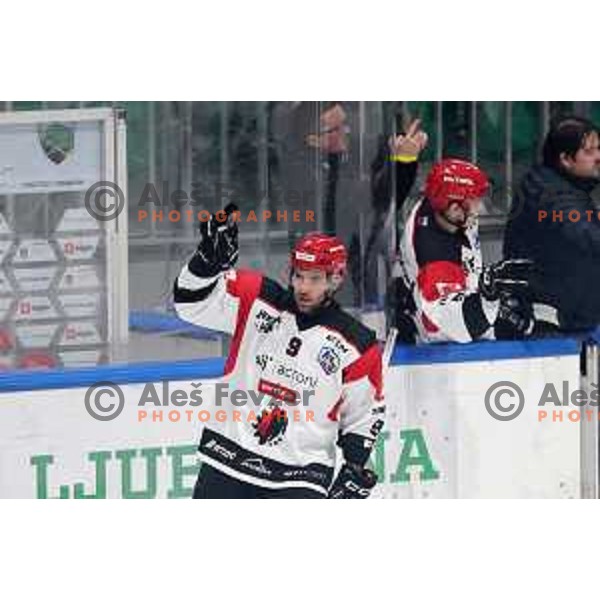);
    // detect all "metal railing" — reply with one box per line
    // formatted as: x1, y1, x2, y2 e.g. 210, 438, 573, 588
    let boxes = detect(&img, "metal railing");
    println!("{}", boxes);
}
581, 341, 600, 498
